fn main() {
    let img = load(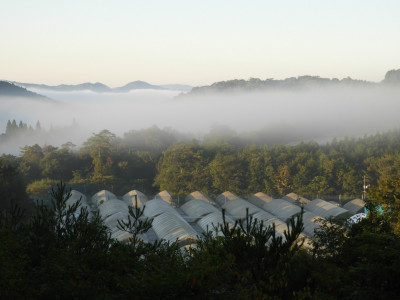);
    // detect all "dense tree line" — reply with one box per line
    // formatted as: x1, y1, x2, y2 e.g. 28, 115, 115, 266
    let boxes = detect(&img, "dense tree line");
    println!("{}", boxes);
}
155, 131, 400, 200
1, 126, 183, 197
3, 125, 400, 201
